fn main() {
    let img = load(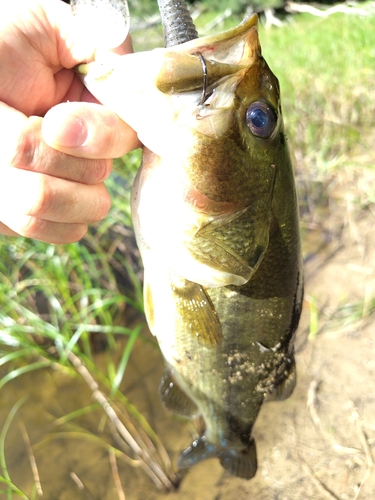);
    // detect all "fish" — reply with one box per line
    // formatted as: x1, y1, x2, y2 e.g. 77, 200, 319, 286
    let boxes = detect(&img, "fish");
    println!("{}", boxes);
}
78, 0, 303, 480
